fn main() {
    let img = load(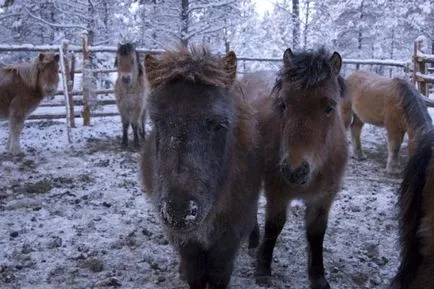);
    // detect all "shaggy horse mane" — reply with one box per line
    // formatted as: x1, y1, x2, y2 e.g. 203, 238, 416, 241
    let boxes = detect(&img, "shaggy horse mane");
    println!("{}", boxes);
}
146, 45, 235, 89
3, 61, 39, 89
273, 47, 337, 93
